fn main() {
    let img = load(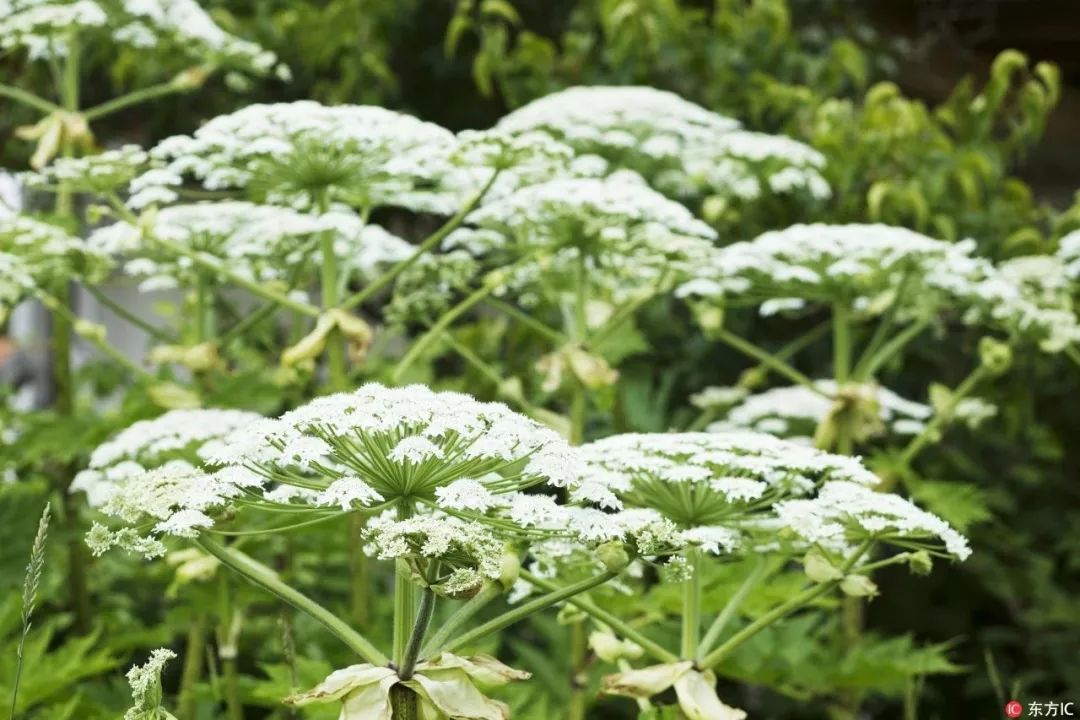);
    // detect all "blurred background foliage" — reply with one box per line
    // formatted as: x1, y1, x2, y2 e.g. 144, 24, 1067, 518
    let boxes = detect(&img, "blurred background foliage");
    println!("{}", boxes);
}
3, 0, 1079, 718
